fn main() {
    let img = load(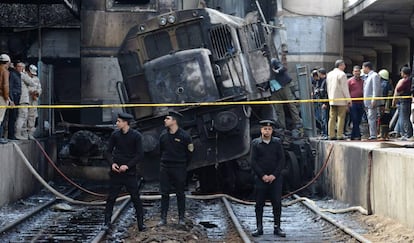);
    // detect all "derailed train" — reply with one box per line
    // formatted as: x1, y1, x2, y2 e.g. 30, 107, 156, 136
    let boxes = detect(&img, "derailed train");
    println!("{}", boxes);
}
63, 7, 314, 195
